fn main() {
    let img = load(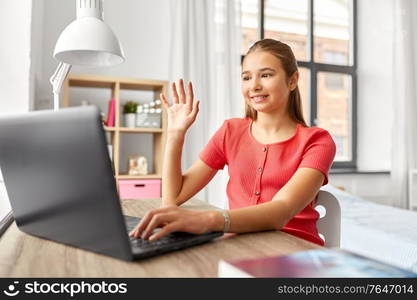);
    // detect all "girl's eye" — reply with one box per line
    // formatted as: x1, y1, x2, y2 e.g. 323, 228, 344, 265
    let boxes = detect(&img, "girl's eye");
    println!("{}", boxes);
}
262, 73, 272, 78
242, 76, 250, 81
